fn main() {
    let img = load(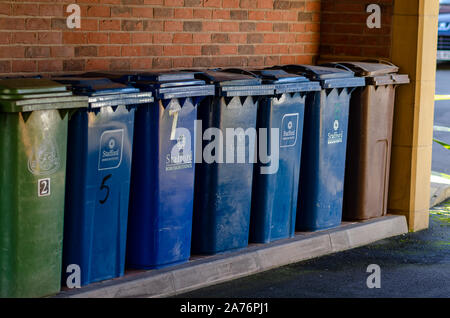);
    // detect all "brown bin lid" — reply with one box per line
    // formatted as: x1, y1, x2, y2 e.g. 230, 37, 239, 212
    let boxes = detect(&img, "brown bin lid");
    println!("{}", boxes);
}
369, 73, 410, 86
335, 60, 399, 76
323, 60, 410, 86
